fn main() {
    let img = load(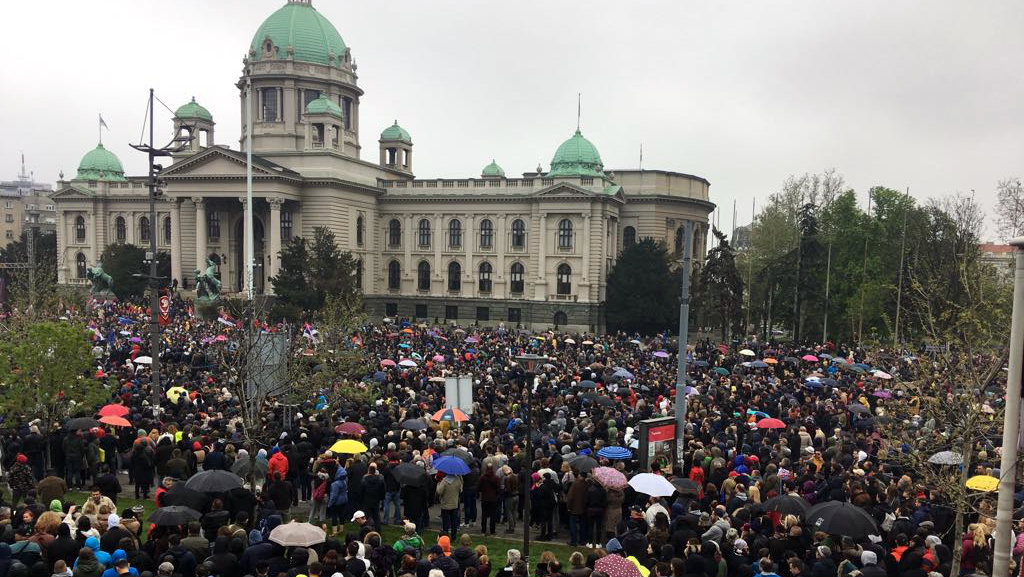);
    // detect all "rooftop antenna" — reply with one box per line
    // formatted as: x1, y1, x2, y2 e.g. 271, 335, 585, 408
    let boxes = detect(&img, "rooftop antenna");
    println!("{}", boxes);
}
18, 152, 27, 181
576, 93, 581, 132
639, 143, 643, 171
